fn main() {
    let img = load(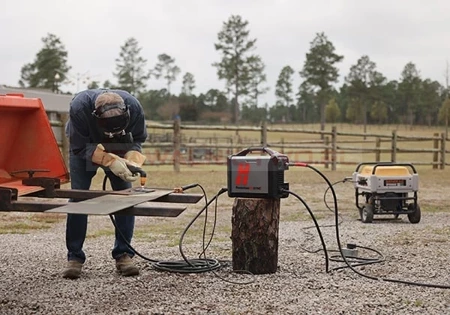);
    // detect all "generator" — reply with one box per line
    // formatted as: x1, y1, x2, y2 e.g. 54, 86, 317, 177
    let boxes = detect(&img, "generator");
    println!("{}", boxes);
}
227, 147, 289, 199
352, 162, 420, 224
